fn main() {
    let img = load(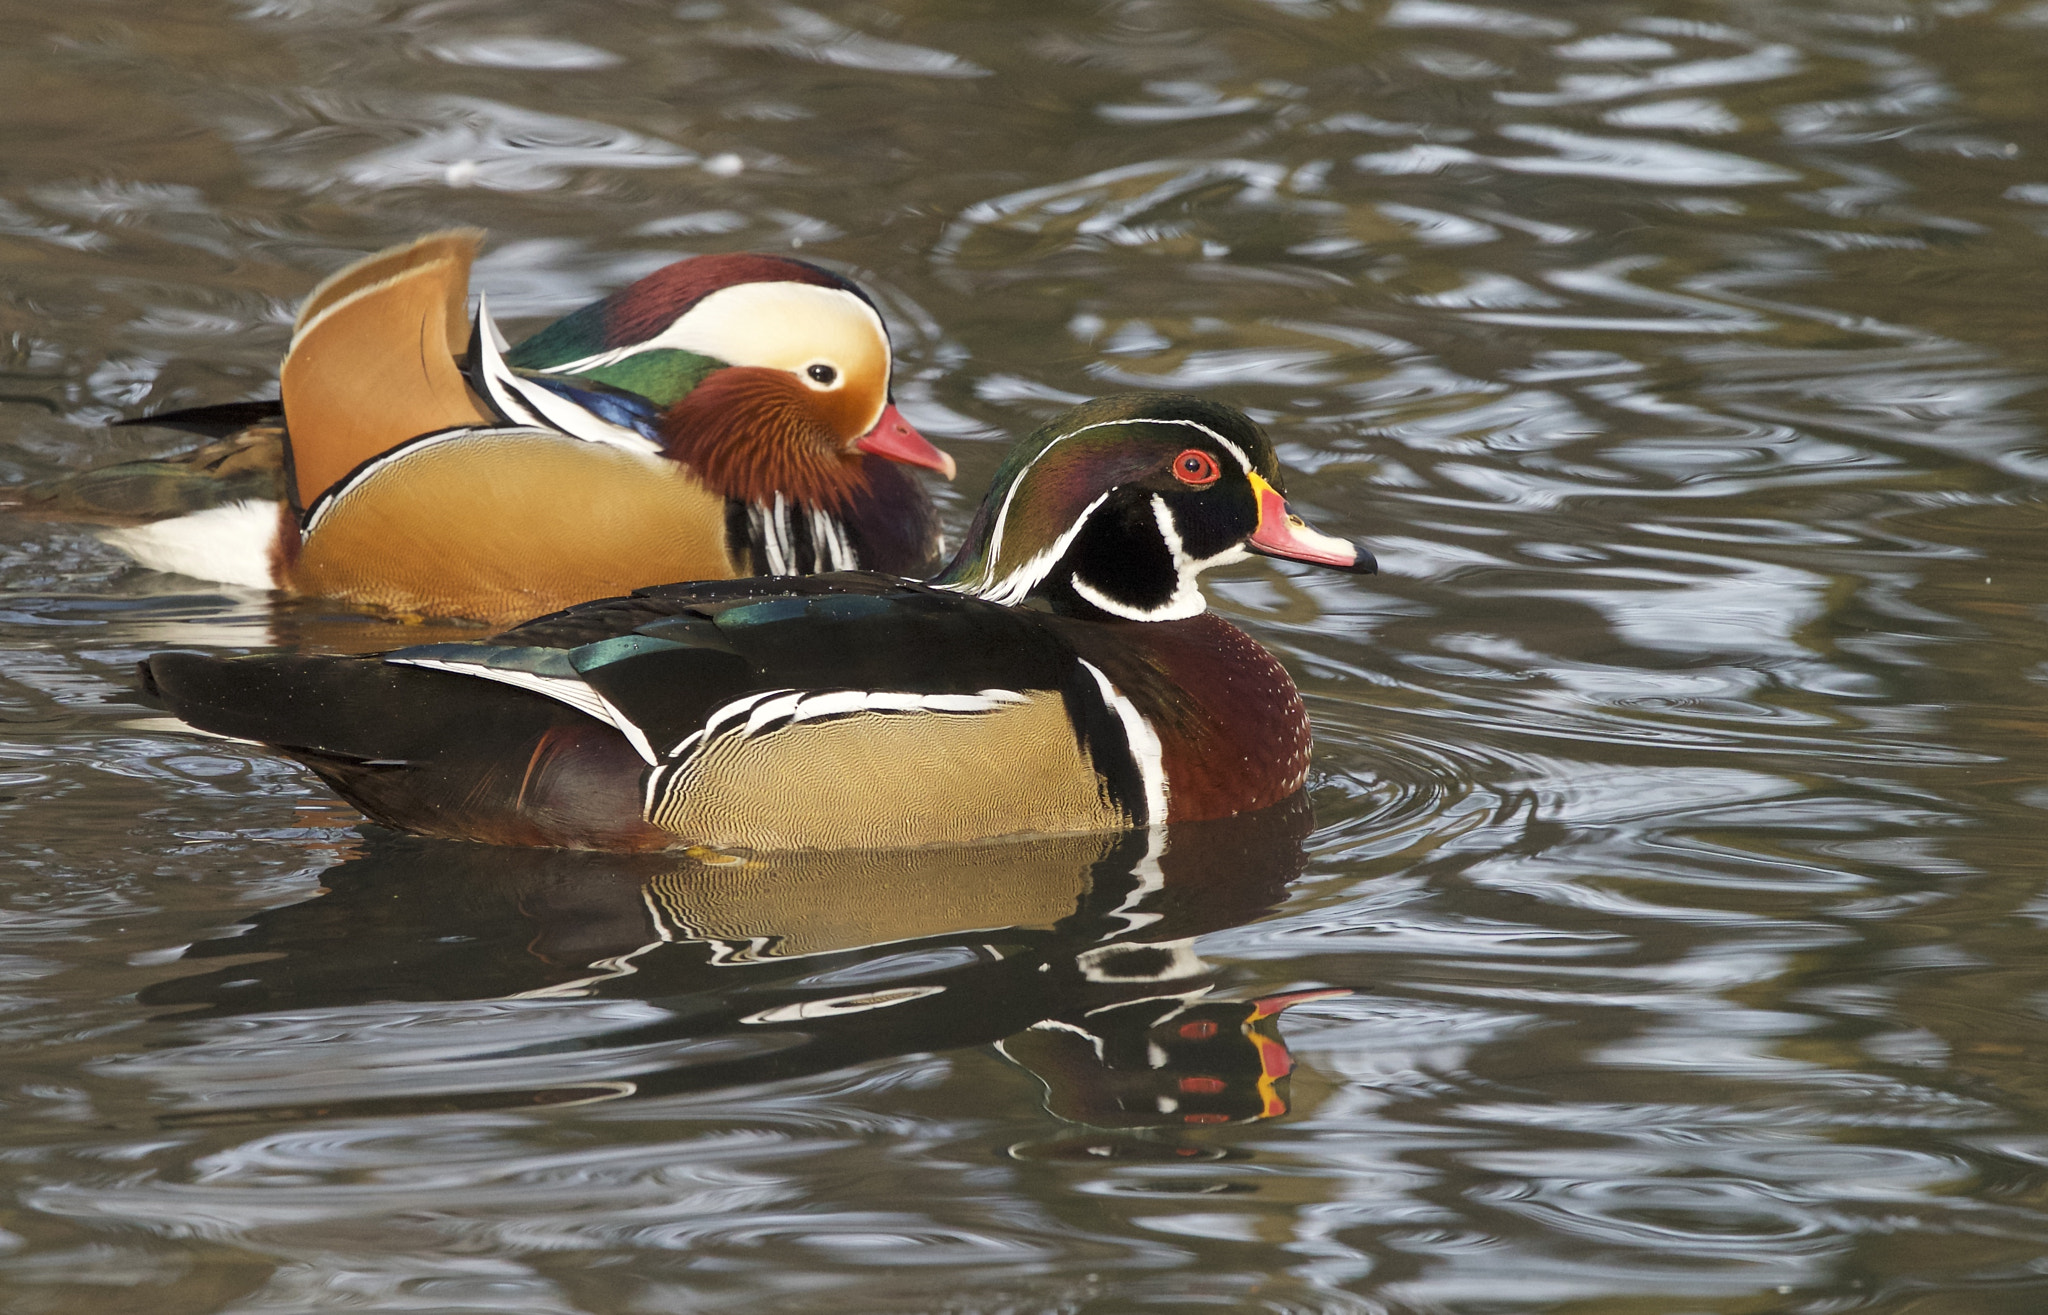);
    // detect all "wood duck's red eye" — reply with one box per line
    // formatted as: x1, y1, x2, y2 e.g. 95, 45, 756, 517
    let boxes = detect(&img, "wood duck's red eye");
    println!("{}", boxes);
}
1172, 449, 1221, 487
